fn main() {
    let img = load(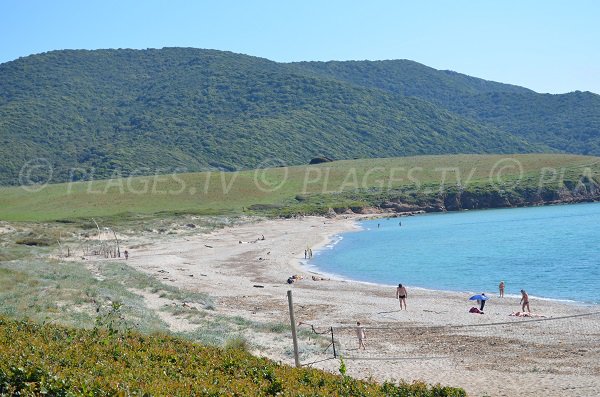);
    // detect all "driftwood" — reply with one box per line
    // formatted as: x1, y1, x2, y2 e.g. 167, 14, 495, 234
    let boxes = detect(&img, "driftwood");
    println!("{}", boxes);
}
55, 219, 121, 260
